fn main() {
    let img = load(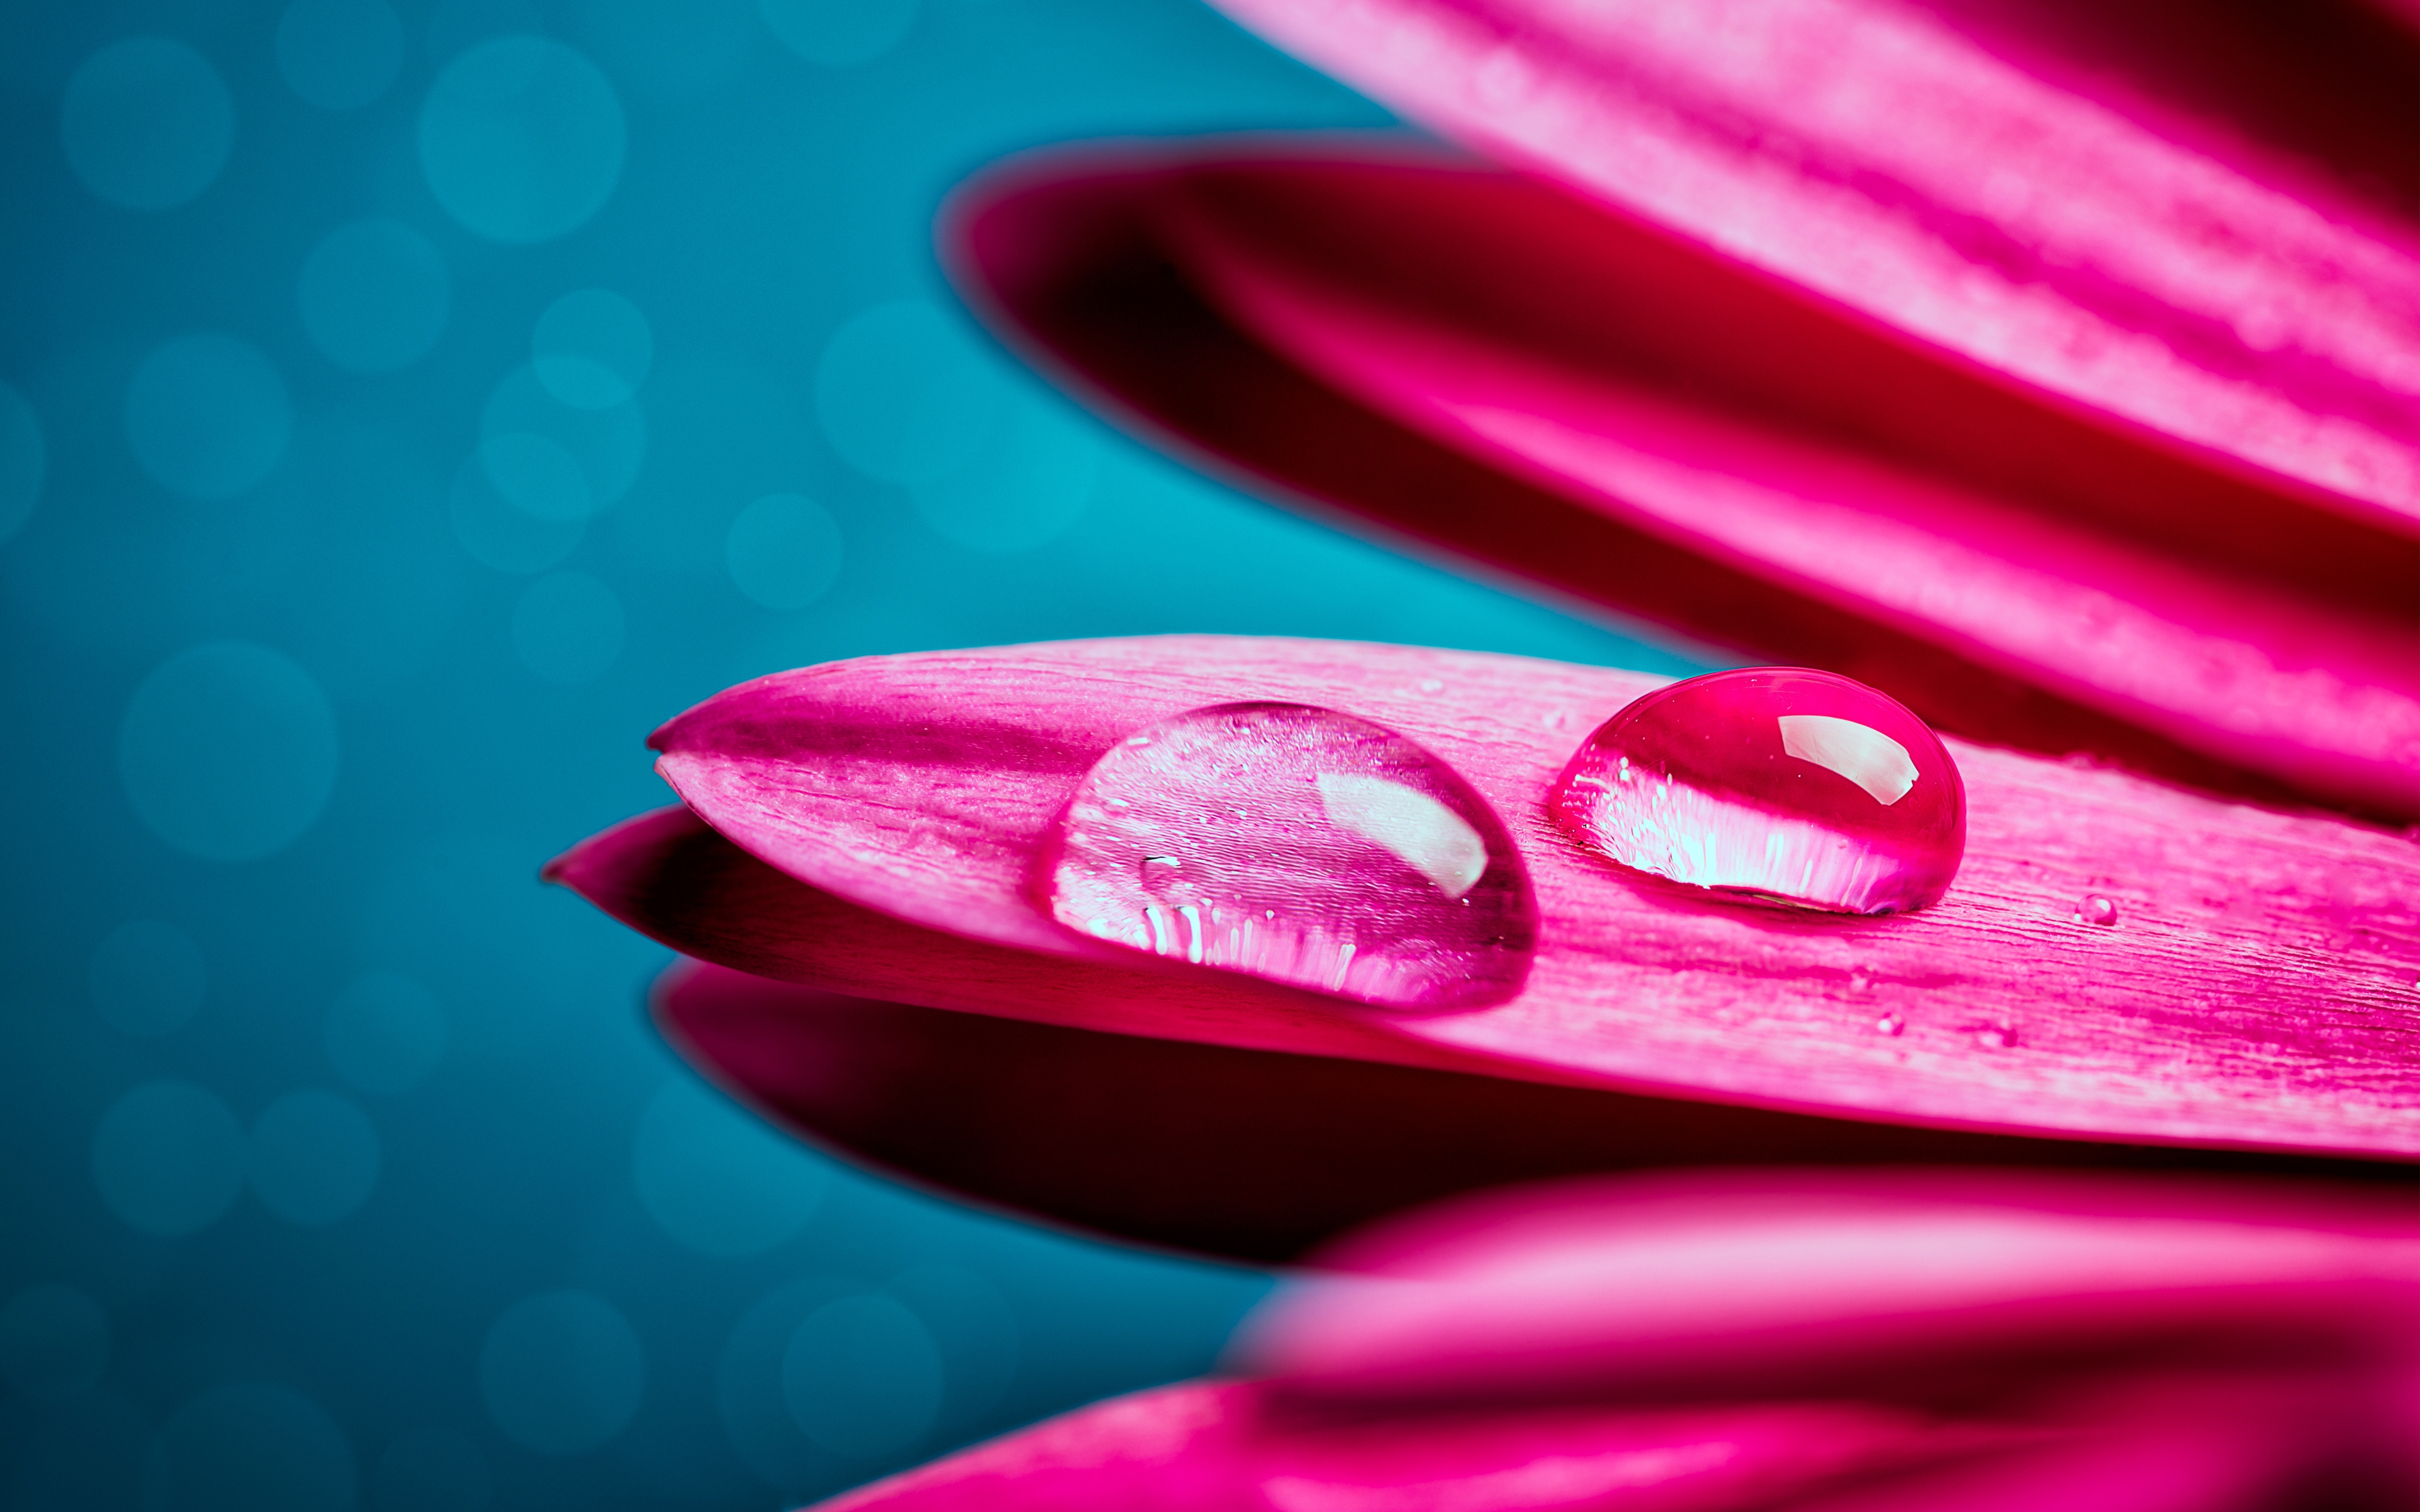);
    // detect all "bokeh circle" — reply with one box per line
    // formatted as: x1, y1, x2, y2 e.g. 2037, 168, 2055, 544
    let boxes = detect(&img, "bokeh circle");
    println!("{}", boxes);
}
118, 641, 338, 862
910, 391, 1102, 553
371, 1426, 493, 1512
248, 1090, 381, 1226
761, 0, 919, 67
277, 0, 406, 112
125, 335, 294, 500
814, 301, 1003, 487
141, 1382, 357, 1512
0, 380, 44, 544
781, 1294, 942, 1458
299, 220, 451, 374
88, 919, 207, 1036
631, 1079, 828, 1257
324, 973, 447, 1096
91, 1080, 246, 1235
61, 38, 234, 211
0, 1283, 111, 1401
725, 493, 843, 610
532, 289, 652, 408
509, 571, 624, 684
478, 1290, 644, 1455
418, 38, 626, 244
